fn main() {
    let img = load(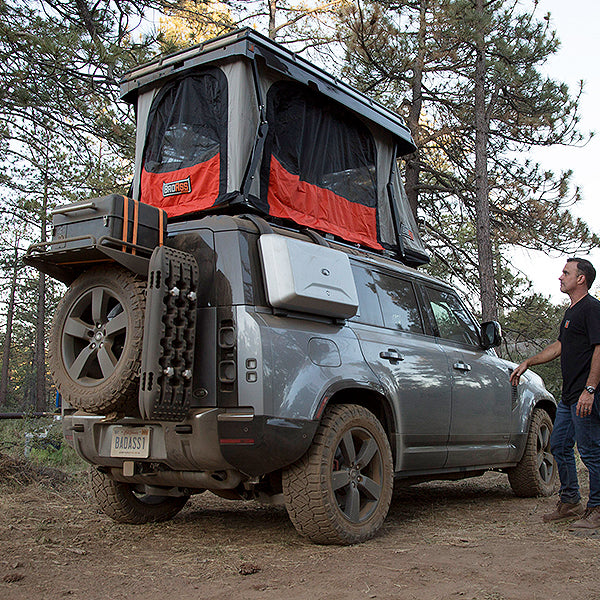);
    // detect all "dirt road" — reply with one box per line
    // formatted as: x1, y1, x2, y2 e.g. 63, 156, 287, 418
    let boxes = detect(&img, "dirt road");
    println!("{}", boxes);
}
1, 462, 598, 600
